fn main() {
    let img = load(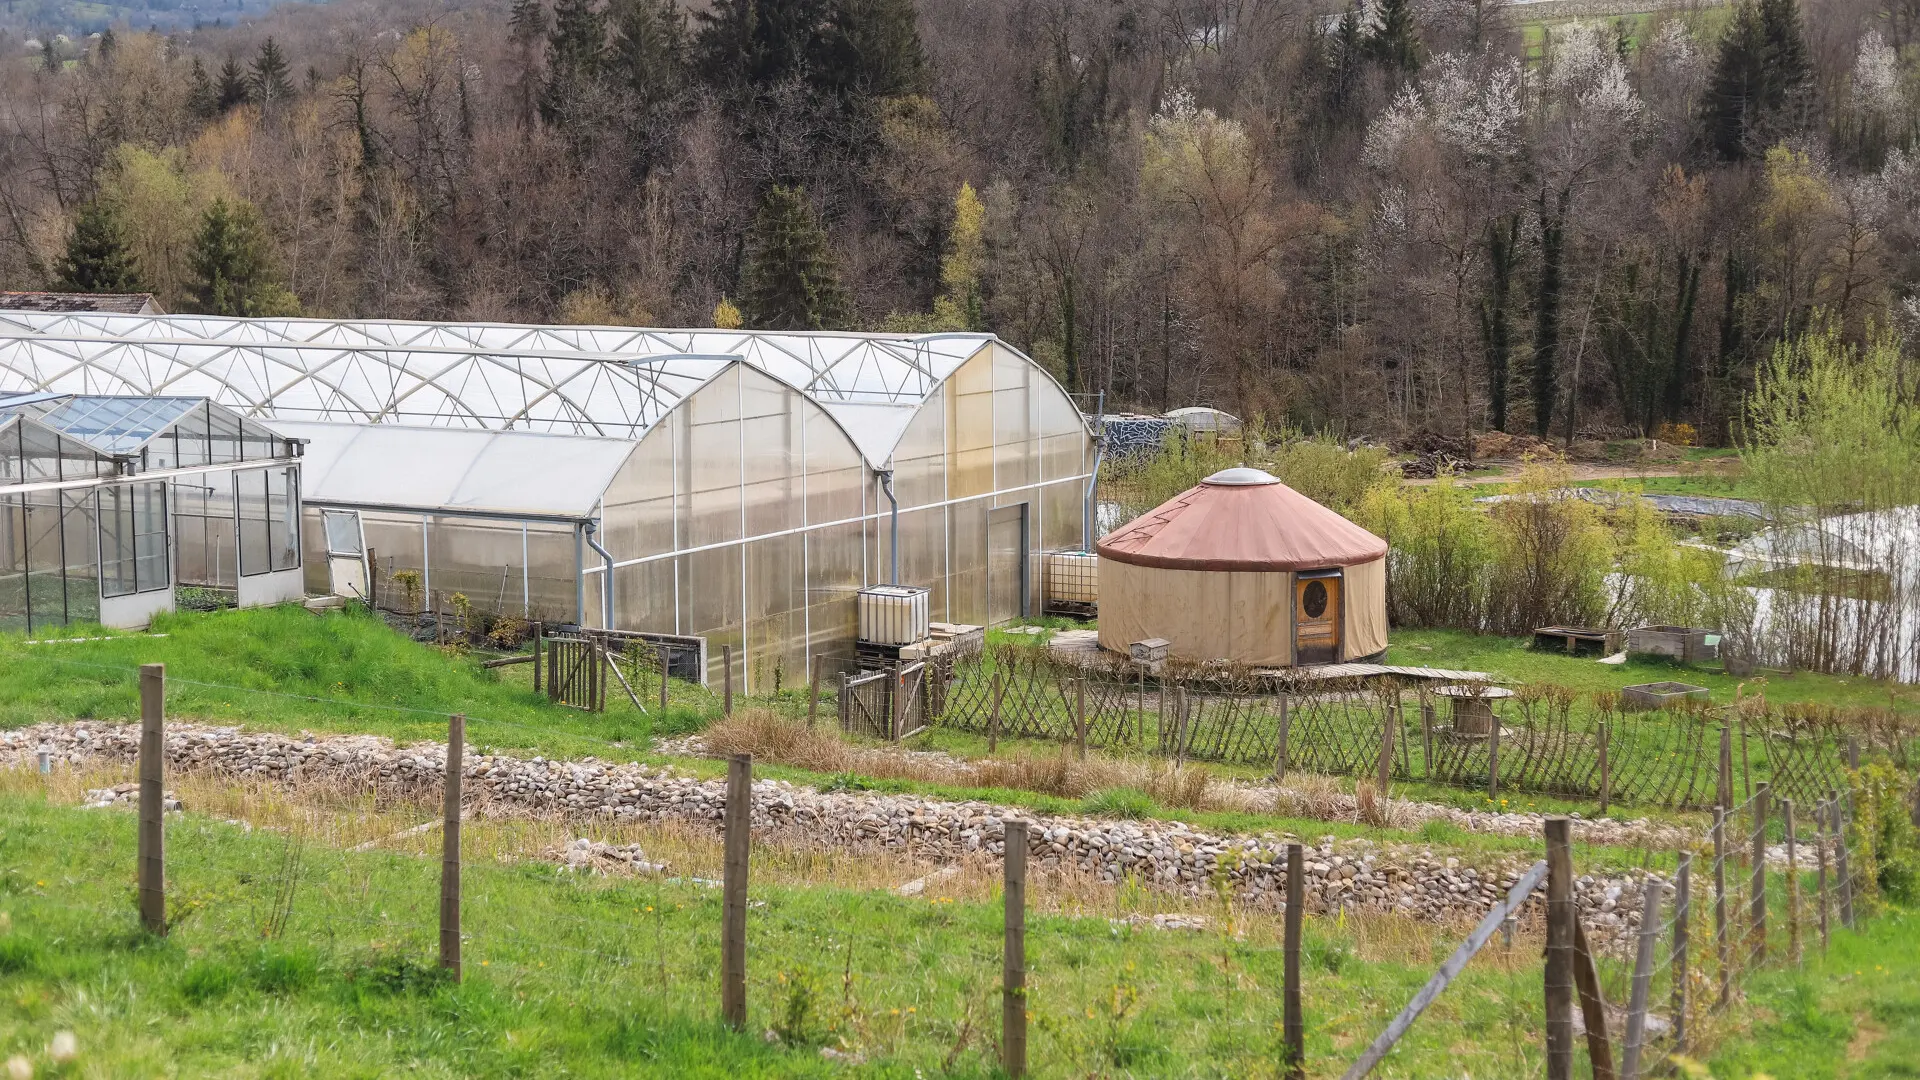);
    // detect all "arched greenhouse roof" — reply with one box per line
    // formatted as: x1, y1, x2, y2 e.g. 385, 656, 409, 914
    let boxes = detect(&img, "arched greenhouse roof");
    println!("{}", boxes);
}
0, 326, 734, 439
0, 312, 1087, 468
